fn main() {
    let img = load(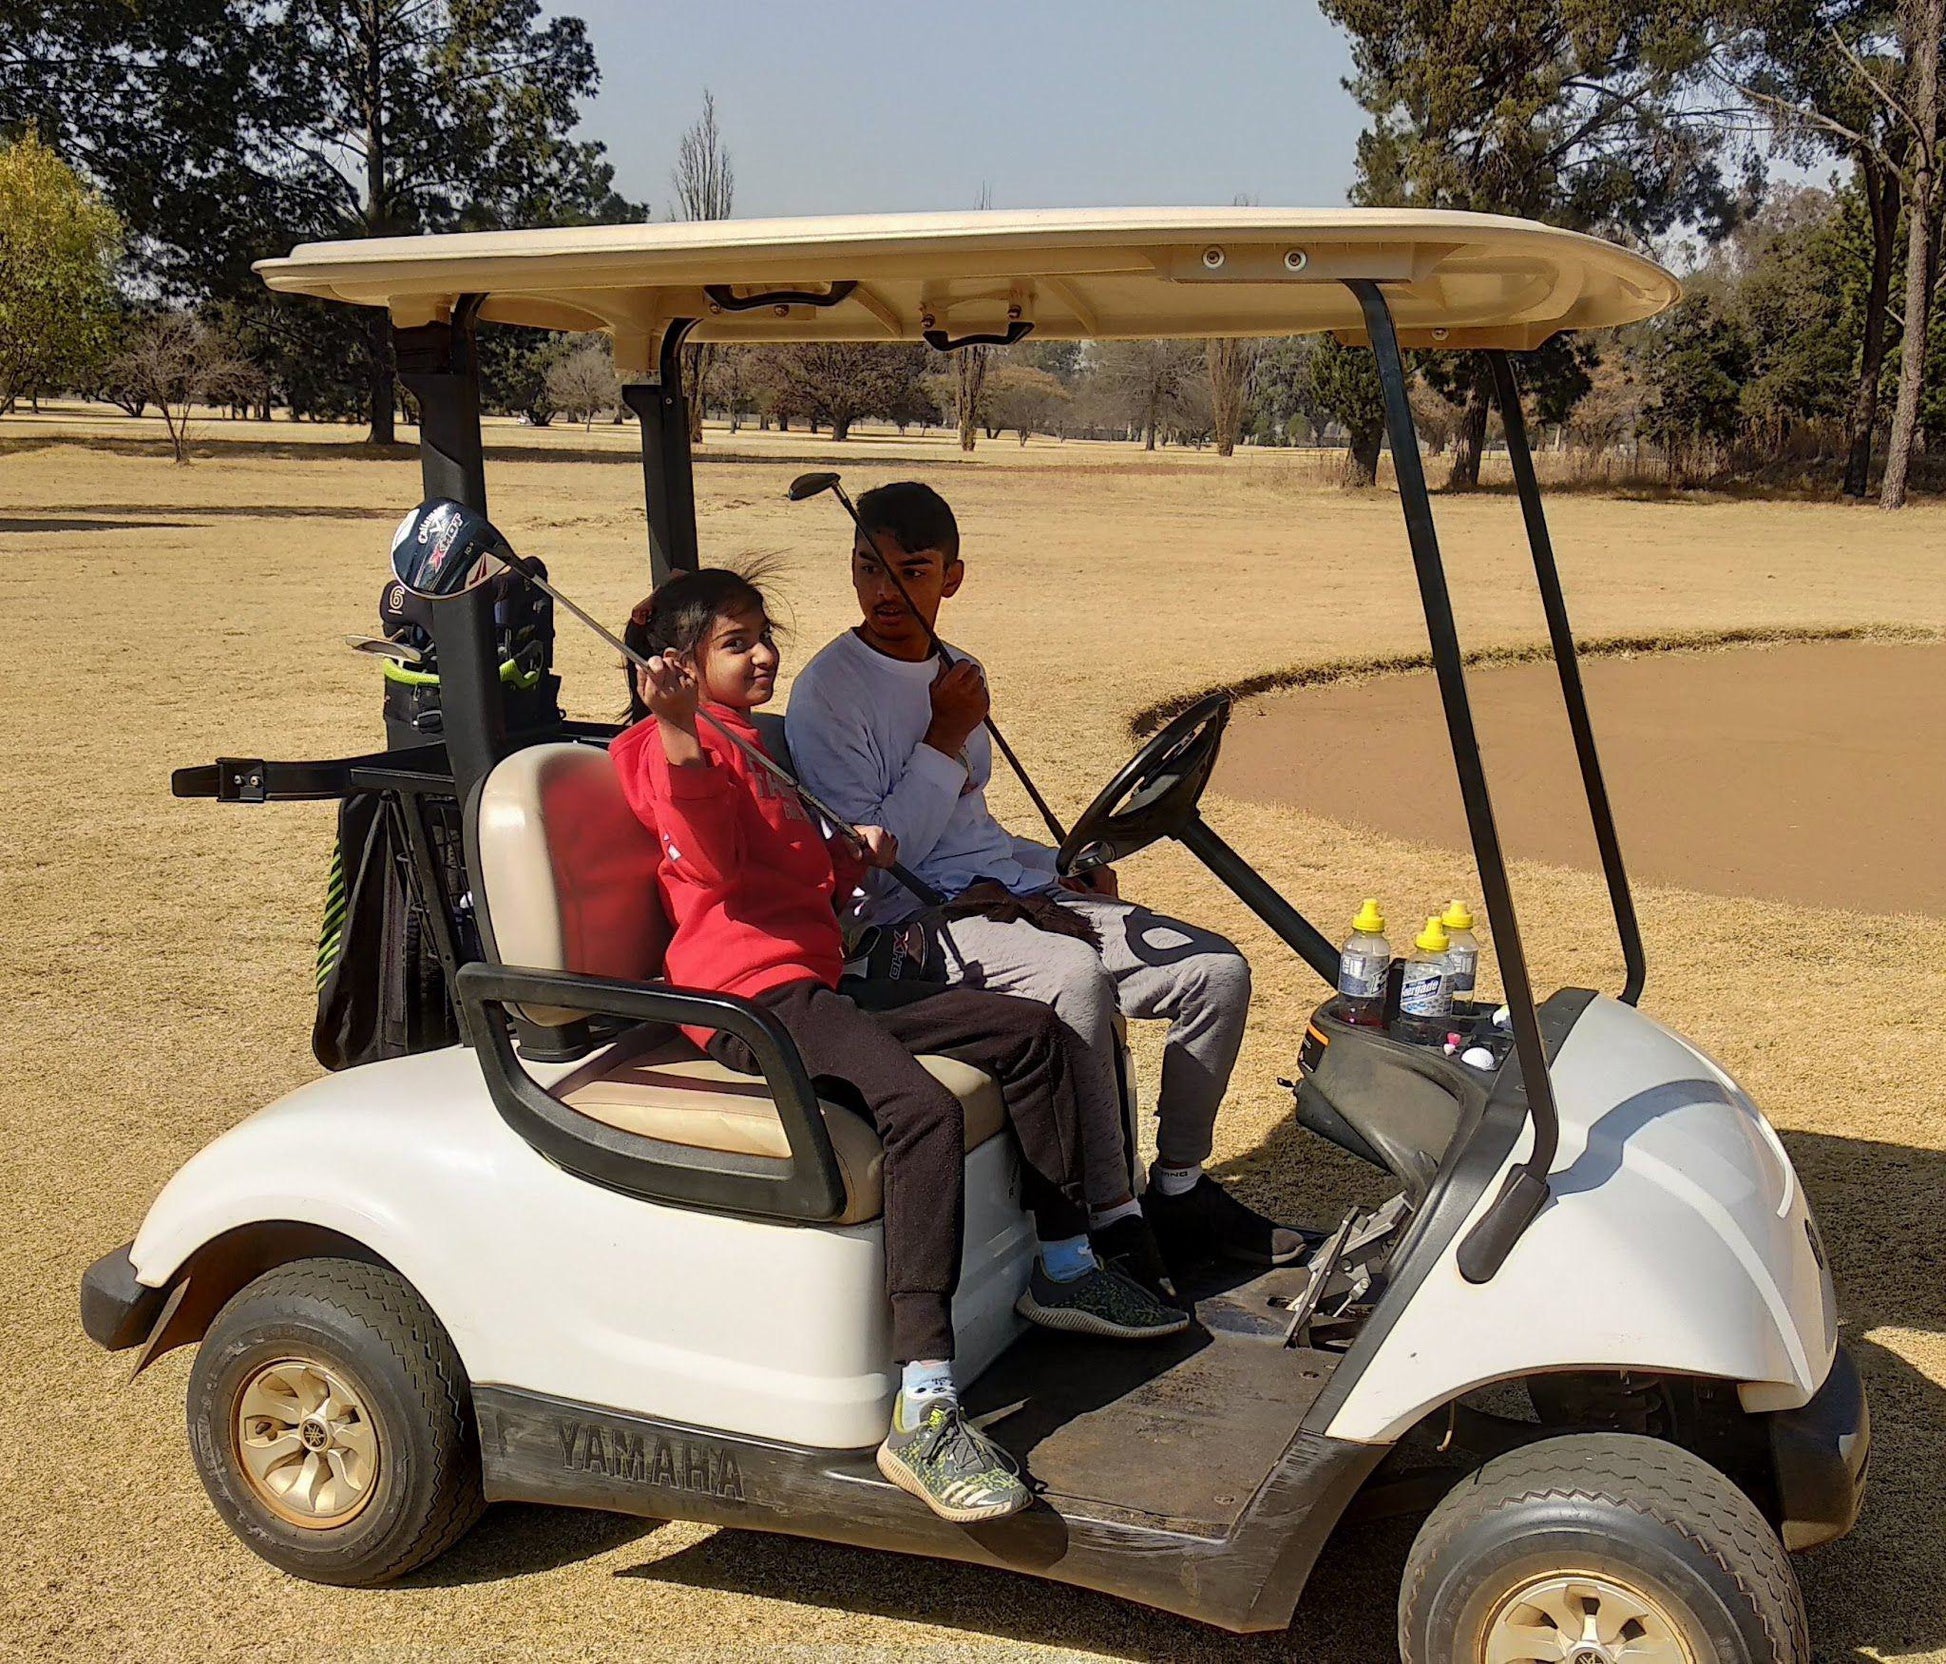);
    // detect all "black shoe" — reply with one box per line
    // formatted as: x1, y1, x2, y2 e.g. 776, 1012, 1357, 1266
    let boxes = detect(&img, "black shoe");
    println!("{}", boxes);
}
1090, 1212, 1183, 1308
1015, 1260, 1189, 1340
1143, 1175, 1311, 1272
